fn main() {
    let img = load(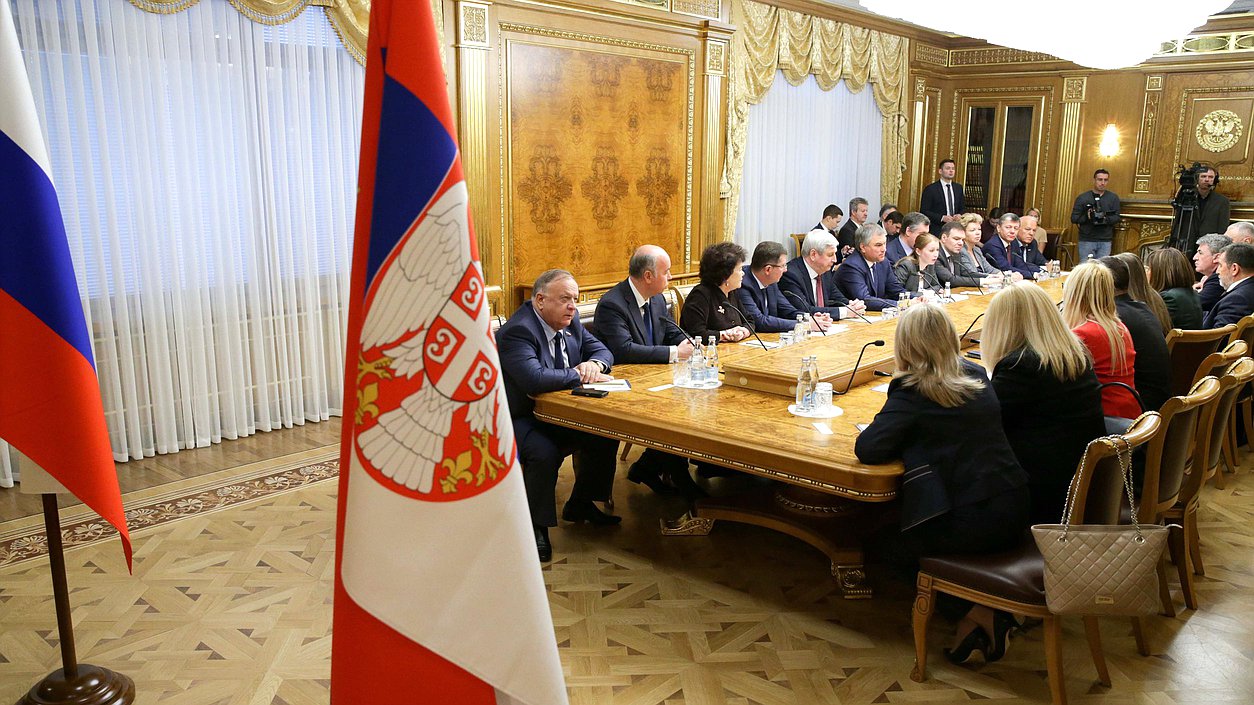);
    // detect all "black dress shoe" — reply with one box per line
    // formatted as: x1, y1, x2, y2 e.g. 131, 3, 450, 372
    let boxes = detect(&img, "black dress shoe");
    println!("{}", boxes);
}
627, 462, 677, 496
534, 526, 552, 563
944, 626, 990, 665
667, 467, 709, 501
561, 500, 622, 526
